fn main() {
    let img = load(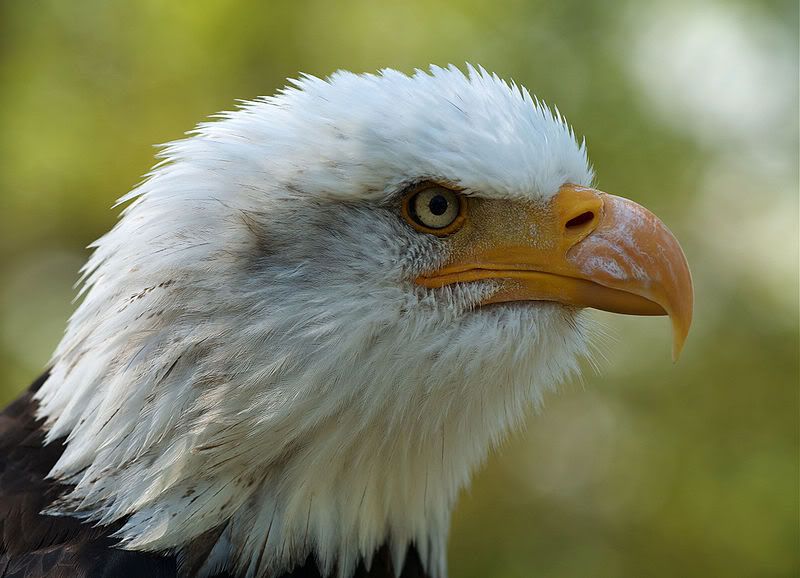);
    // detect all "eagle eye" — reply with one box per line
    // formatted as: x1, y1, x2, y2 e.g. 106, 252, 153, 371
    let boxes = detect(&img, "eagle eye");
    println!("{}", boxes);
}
401, 184, 466, 236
